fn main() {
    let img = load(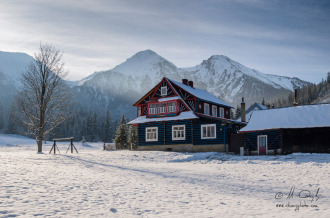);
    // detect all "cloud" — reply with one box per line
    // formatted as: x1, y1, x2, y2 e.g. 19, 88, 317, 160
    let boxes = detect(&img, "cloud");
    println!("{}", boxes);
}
0, 0, 329, 83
